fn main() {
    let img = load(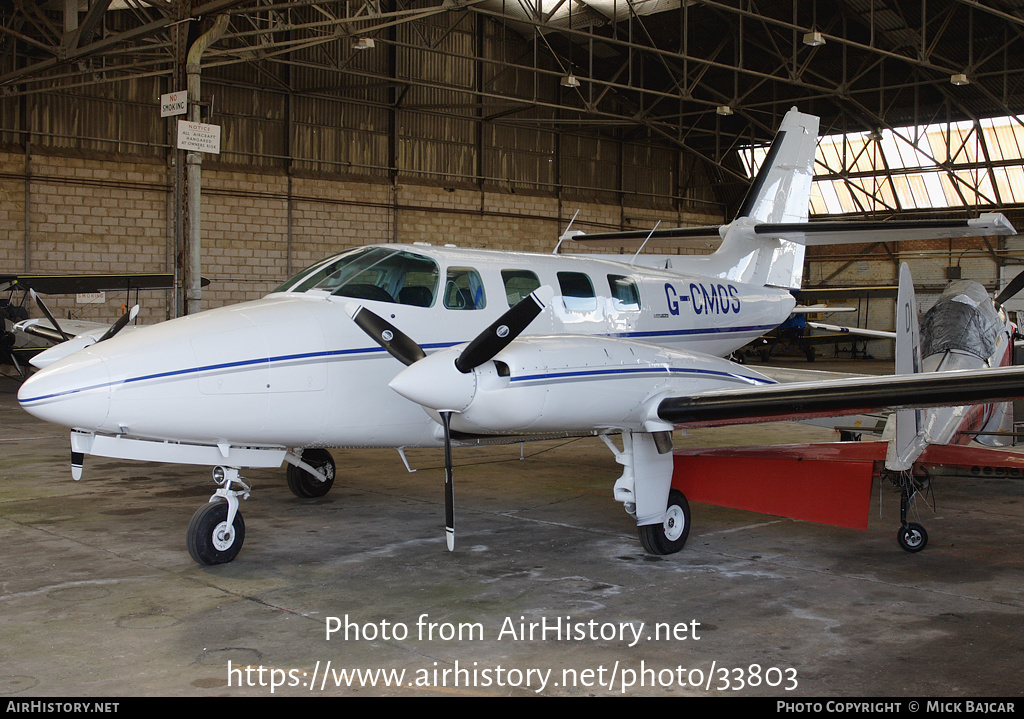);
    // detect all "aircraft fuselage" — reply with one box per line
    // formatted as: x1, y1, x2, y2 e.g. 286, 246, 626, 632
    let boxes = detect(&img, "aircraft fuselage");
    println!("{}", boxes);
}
18, 244, 795, 452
